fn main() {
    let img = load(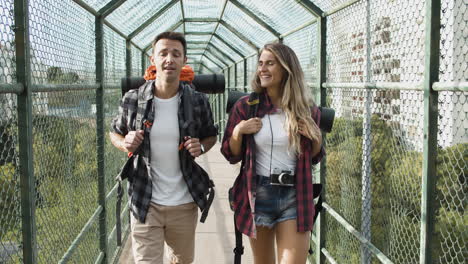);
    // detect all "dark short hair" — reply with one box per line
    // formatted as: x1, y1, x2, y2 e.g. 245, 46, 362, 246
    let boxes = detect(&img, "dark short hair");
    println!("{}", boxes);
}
152, 32, 187, 56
